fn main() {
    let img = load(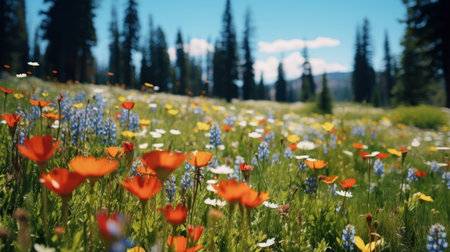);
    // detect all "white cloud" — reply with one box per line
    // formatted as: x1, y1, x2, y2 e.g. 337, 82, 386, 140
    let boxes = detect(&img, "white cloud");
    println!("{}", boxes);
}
168, 38, 213, 61
258, 37, 340, 54
254, 51, 348, 83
